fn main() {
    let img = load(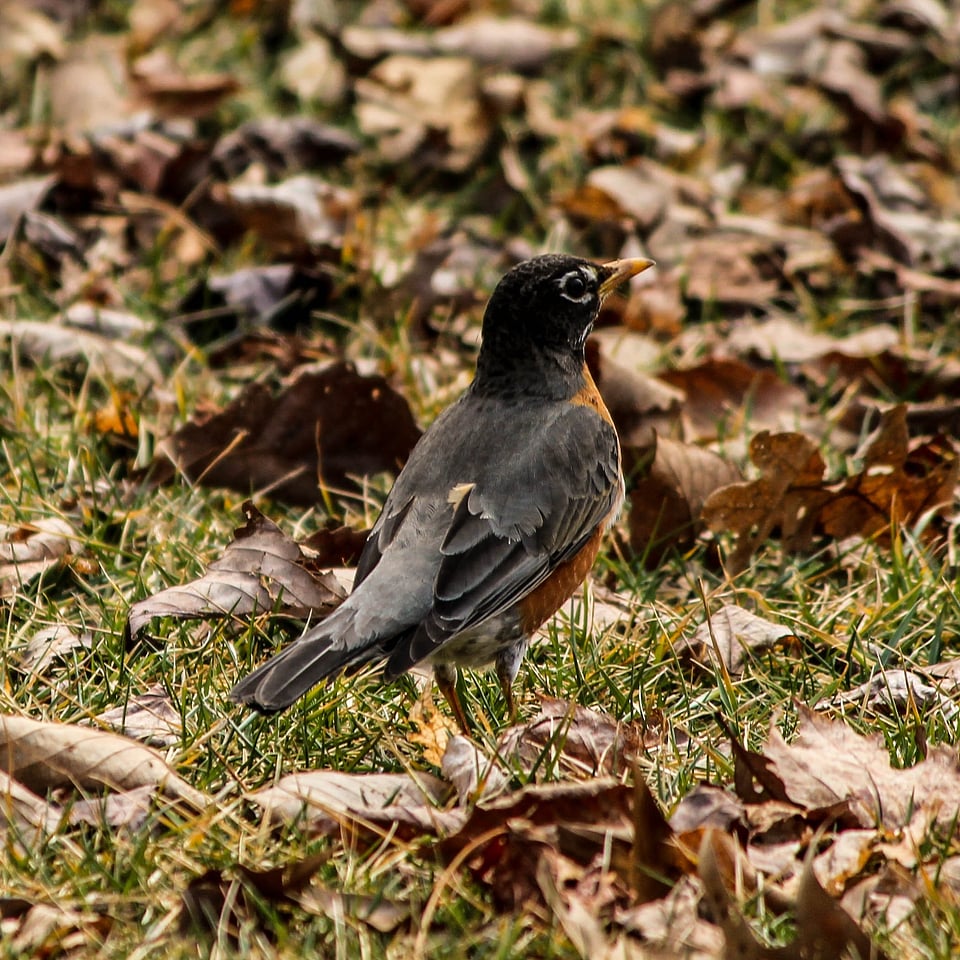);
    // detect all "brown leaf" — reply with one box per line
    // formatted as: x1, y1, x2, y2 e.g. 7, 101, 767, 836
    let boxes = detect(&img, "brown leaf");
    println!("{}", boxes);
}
13, 625, 92, 675
213, 174, 357, 257
300, 524, 371, 568
126, 502, 346, 644
180, 856, 328, 941
628, 433, 742, 565
830, 668, 958, 722
616, 876, 724, 958
794, 841, 885, 960
675, 605, 800, 676
212, 117, 360, 179
295, 885, 410, 934
763, 705, 960, 831
440, 734, 508, 805
0, 175, 55, 239
0, 770, 62, 834
147, 361, 422, 503
697, 831, 772, 960
441, 776, 681, 910
495, 698, 647, 779
91, 685, 183, 747
669, 784, 747, 837
587, 333, 683, 449
818, 405, 958, 542
701, 431, 829, 573
354, 55, 491, 173
0, 320, 163, 386
247, 769, 458, 838
0, 714, 208, 811
9, 902, 110, 958
659, 358, 809, 442
433, 16, 578, 71
130, 51, 239, 119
